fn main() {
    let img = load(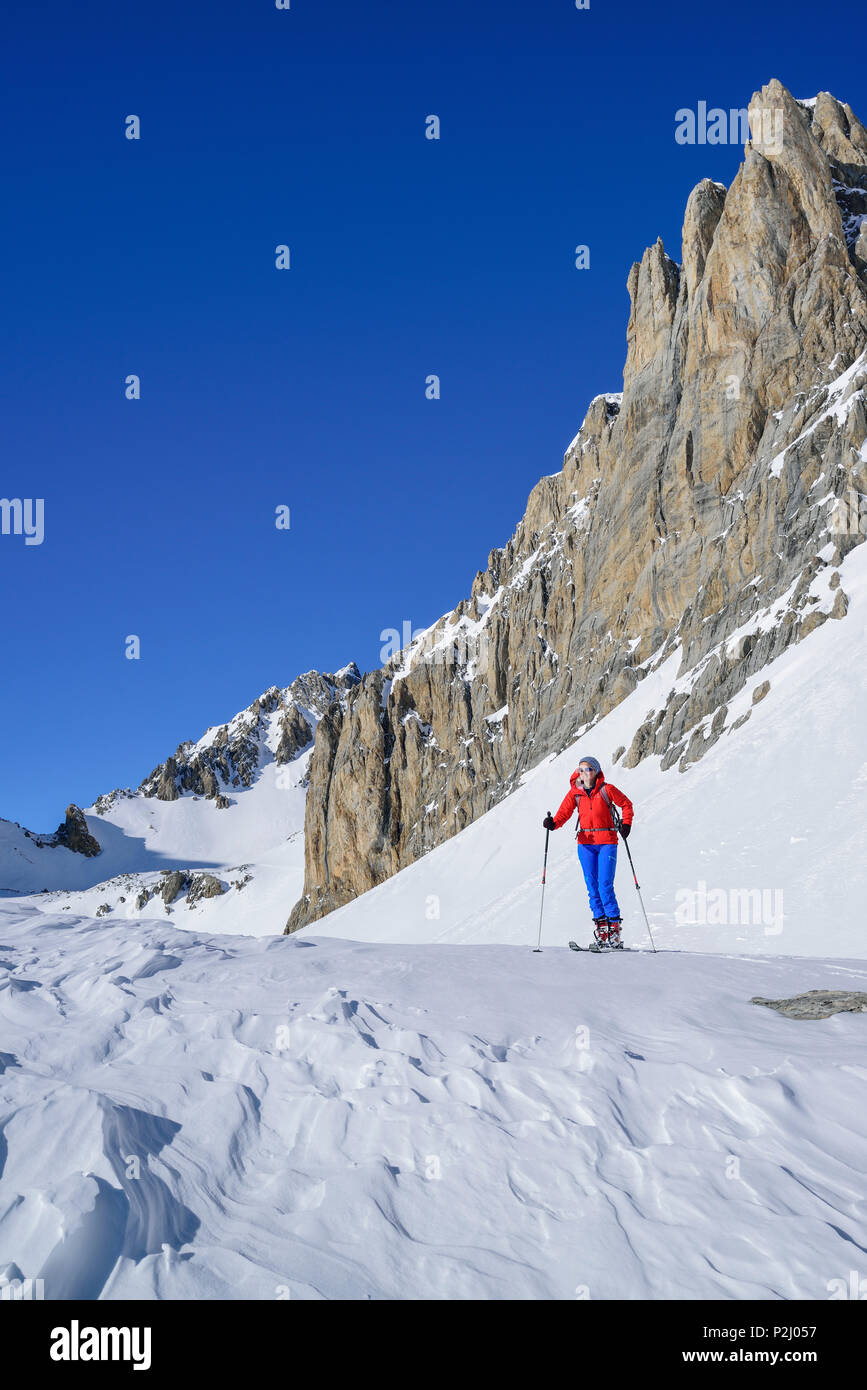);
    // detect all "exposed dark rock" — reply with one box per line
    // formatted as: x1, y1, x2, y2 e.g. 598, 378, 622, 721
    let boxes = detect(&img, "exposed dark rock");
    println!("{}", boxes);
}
156, 757, 180, 802
752, 990, 867, 1020
54, 805, 101, 858
275, 707, 315, 764
187, 873, 225, 906
159, 870, 190, 906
